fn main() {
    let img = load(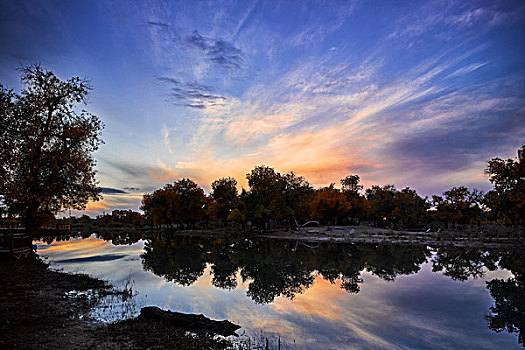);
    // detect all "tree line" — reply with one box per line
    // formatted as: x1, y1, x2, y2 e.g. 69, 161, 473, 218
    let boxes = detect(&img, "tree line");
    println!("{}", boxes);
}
140, 144, 524, 231
1, 66, 522, 234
